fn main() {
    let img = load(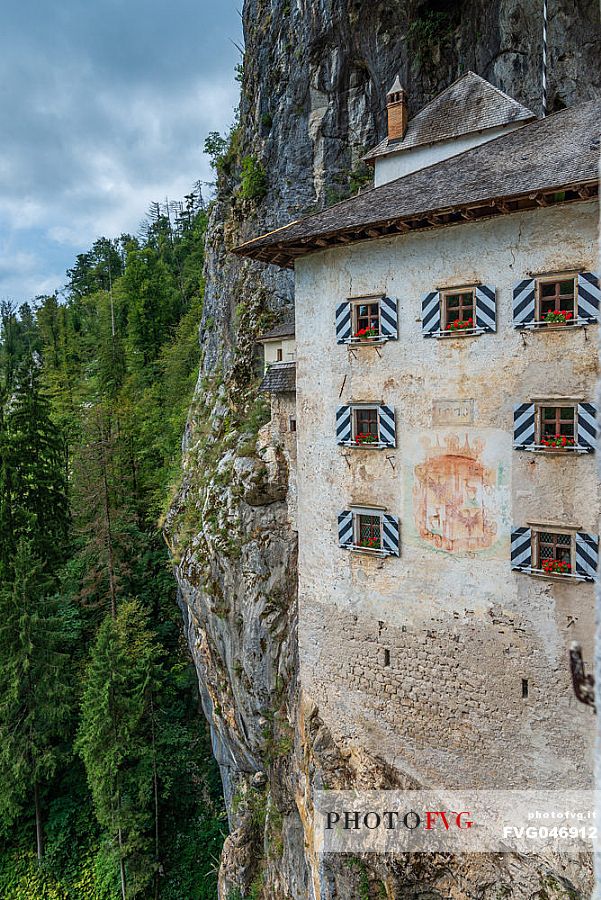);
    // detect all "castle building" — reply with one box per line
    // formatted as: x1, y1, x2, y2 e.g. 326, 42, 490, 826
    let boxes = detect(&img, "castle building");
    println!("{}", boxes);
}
236, 73, 600, 788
